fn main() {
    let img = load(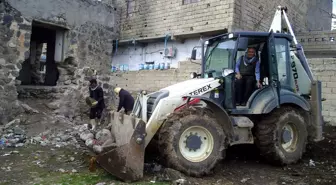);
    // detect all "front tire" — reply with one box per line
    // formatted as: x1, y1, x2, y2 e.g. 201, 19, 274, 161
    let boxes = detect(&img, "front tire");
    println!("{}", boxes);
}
255, 107, 308, 165
158, 107, 226, 177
